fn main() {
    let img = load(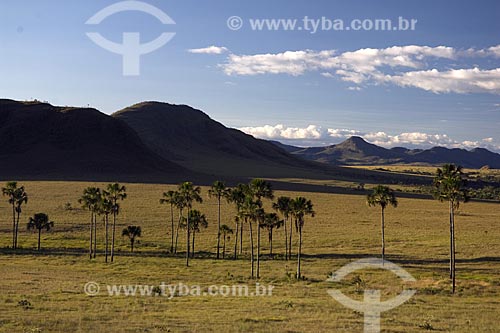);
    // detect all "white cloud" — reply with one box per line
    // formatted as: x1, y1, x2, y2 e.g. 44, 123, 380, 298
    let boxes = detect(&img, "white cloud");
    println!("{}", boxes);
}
239, 124, 325, 140
238, 124, 500, 151
384, 68, 500, 94
188, 46, 229, 54
223, 50, 336, 76
219, 44, 500, 94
